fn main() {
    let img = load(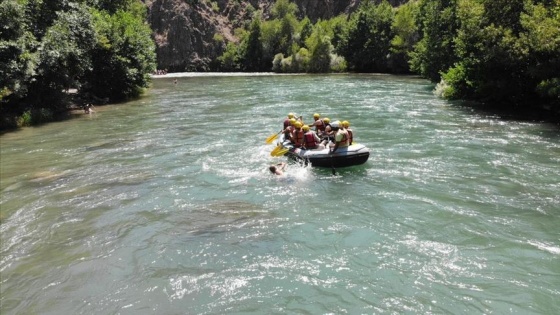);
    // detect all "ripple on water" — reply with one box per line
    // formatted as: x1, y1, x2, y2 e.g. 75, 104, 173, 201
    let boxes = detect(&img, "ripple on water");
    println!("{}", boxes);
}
1, 74, 559, 314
